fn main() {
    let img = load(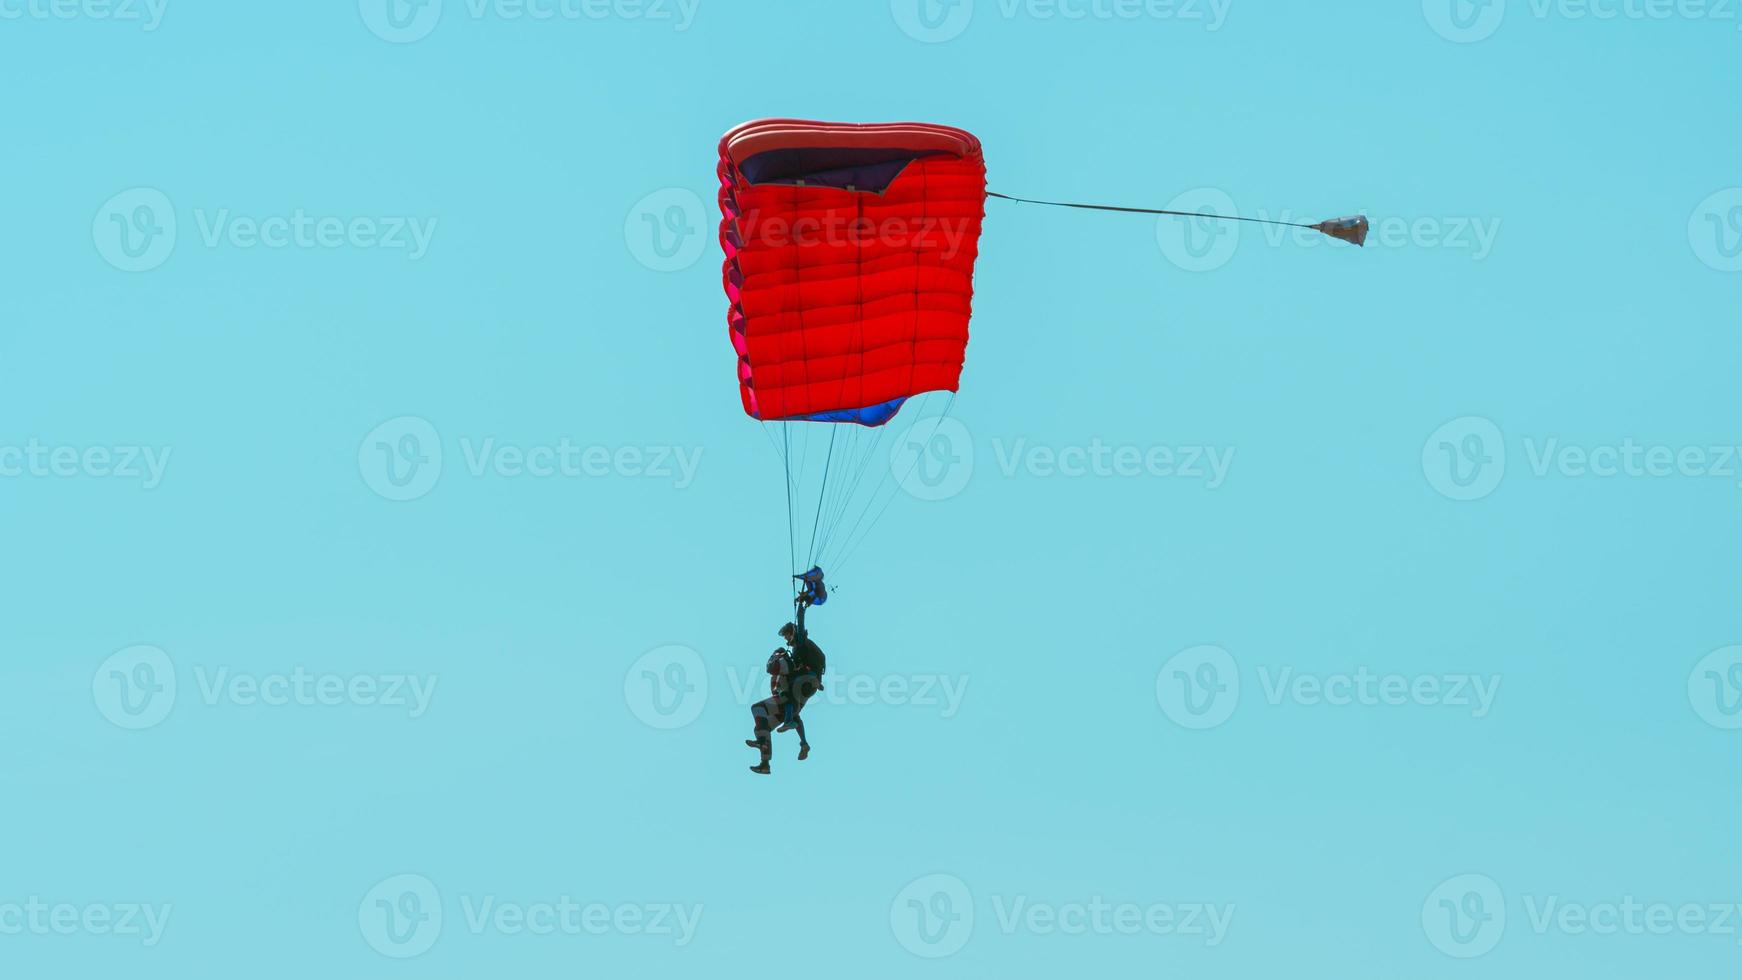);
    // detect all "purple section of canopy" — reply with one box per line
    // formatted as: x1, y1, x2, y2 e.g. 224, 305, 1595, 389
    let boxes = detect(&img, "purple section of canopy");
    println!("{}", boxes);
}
738, 146, 937, 192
